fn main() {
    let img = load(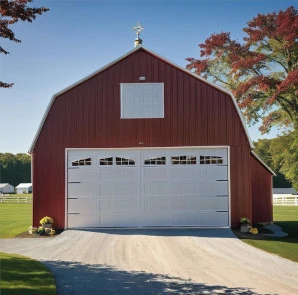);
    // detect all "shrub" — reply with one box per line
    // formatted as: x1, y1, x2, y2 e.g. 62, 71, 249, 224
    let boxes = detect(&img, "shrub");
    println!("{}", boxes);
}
40, 216, 54, 225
